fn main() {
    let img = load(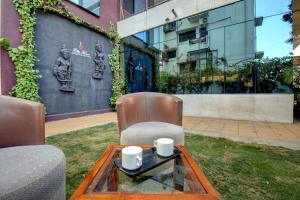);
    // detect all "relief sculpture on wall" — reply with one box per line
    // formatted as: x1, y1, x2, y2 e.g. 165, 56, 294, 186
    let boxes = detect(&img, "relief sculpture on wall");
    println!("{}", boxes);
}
53, 44, 75, 92
92, 40, 106, 80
